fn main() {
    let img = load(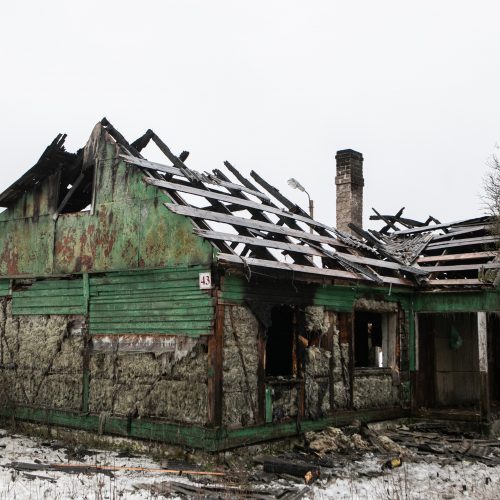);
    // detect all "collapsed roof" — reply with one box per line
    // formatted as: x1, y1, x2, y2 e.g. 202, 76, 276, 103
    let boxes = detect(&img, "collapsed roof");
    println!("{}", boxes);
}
1, 118, 498, 289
